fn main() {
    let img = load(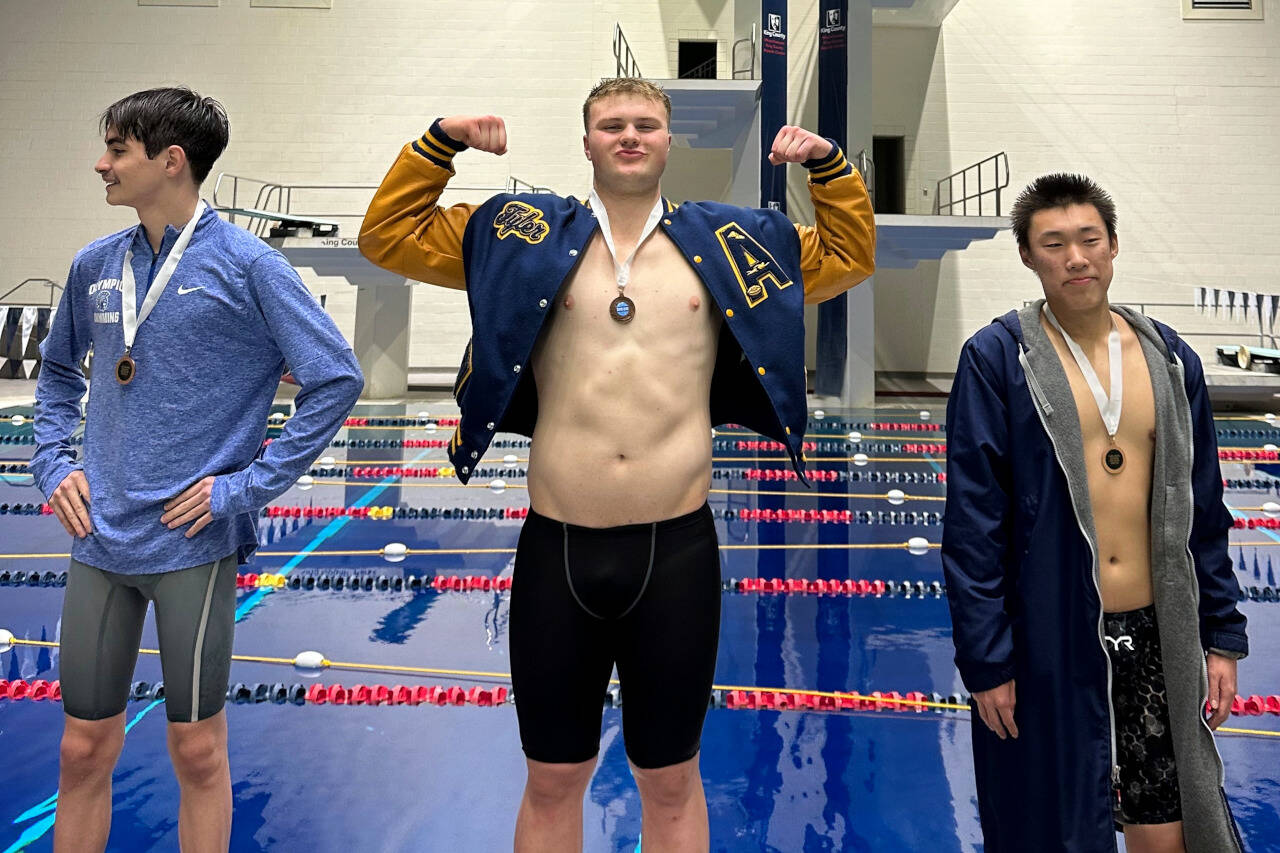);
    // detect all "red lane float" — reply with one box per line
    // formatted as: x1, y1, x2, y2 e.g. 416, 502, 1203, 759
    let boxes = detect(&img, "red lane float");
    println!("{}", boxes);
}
0, 679, 61, 701
1220, 449, 1280, 462
302, 683, 510, 707
733, 577, 898, 597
